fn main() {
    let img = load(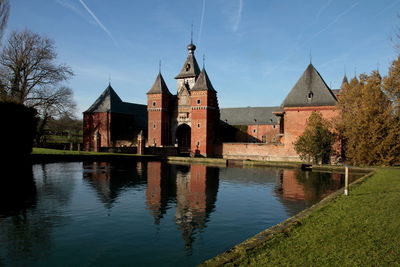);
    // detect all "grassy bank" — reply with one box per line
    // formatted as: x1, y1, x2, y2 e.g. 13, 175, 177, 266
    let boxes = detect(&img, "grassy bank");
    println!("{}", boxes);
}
202, 168, 400, 266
